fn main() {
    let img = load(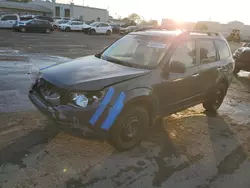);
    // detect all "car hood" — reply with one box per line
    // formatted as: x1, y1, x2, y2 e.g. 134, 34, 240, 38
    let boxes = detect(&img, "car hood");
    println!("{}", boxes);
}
41, 55, 150, 91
